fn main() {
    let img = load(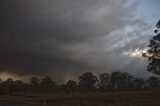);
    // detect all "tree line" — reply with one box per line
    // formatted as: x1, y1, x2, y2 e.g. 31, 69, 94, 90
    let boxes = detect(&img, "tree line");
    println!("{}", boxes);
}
0, 71, 160, 95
